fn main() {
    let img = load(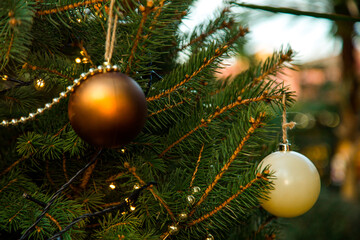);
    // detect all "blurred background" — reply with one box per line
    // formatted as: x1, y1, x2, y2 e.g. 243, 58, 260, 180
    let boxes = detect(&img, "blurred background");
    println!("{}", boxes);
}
182, 0, 360, 239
